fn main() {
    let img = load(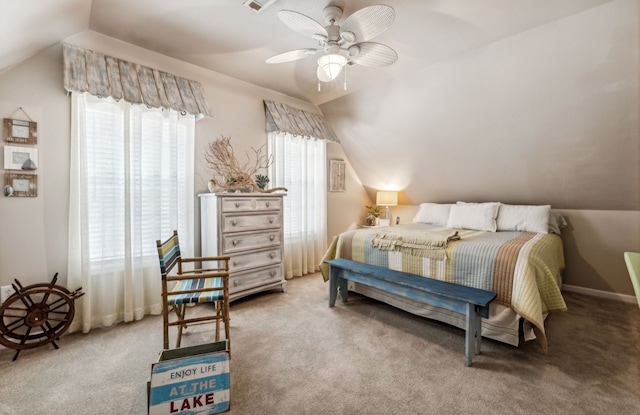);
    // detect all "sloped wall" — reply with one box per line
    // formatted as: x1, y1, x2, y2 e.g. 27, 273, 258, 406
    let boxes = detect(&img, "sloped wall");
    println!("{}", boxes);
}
320, 0, 640, 296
